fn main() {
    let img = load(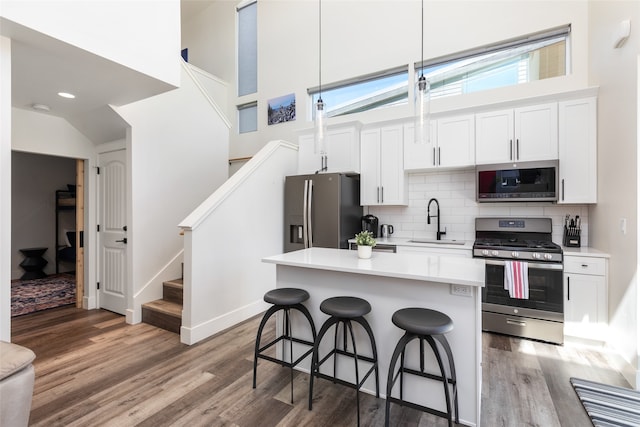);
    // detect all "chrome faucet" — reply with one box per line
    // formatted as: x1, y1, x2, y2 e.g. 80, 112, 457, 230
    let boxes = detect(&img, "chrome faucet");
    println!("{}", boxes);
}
427, 198, 446, 240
